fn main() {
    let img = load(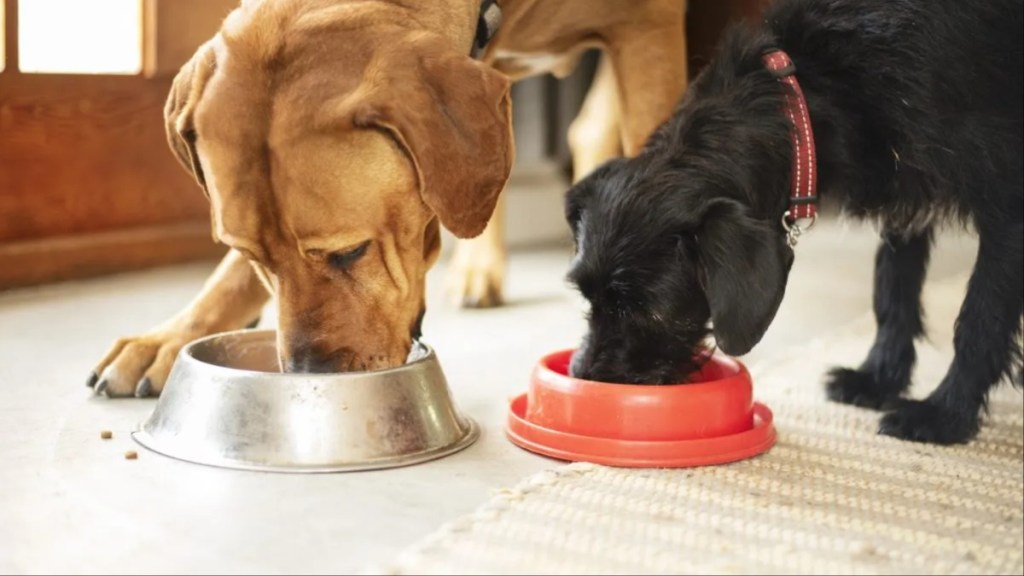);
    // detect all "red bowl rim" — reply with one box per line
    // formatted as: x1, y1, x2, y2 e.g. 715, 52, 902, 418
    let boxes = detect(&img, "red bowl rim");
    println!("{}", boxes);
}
533, 348, 752, 394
